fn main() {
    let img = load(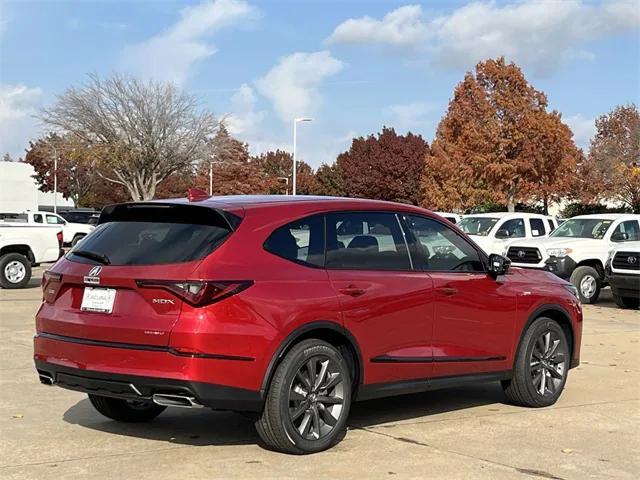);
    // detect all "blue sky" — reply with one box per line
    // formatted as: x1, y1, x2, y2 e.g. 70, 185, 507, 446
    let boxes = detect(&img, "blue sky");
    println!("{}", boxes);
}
1, 0, 638, 167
